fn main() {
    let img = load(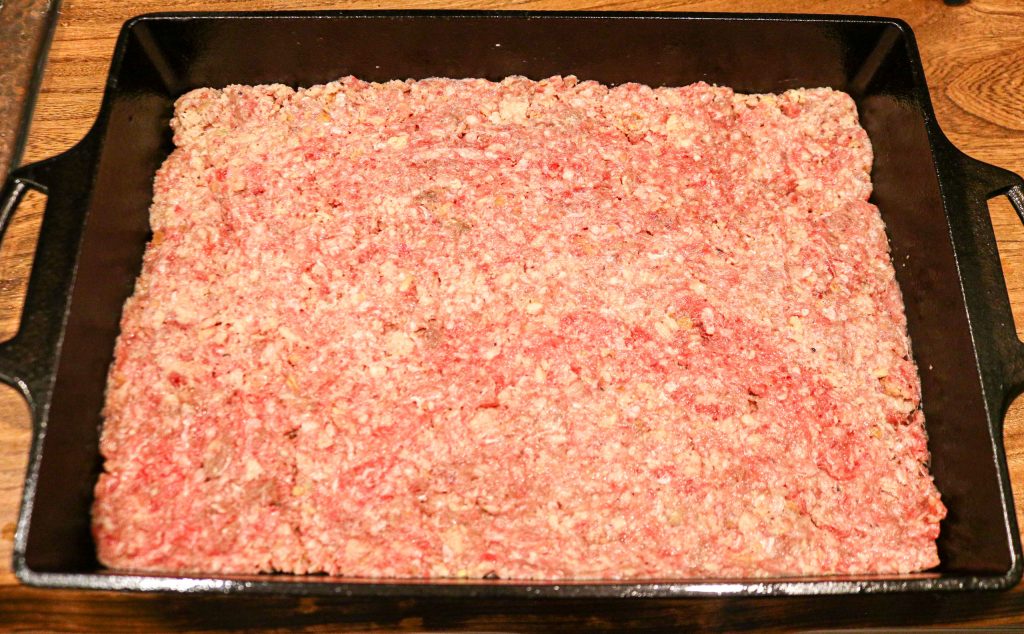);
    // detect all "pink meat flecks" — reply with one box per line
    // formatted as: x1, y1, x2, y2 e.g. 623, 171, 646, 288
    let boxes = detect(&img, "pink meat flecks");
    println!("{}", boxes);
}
93, 76, 945, 579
